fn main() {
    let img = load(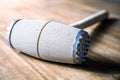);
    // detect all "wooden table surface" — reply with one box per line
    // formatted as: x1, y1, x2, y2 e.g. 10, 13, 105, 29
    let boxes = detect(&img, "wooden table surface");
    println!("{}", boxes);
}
0, 0, 120, 80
